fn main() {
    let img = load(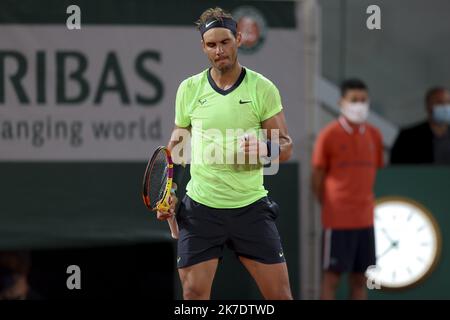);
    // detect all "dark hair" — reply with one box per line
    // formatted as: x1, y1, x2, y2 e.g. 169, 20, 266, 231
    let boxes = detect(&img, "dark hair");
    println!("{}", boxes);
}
340, 78, 368, 97
425, 86, 447, 106
196, 7, 234, 30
